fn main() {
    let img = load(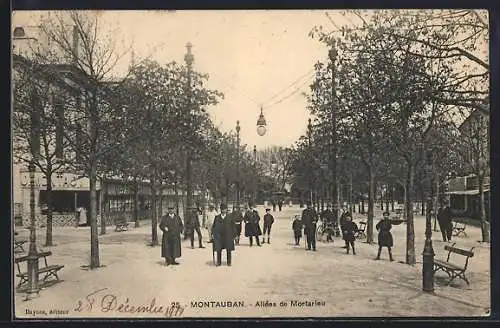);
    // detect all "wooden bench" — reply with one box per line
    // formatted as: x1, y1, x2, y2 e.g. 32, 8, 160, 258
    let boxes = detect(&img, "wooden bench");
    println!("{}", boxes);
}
452, 221, 467, 238
15, 251, 64, 288
114, 217, 129, 232
14, 239, 27, 253
433, 243, 474, 286
355, 221, 366, 239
